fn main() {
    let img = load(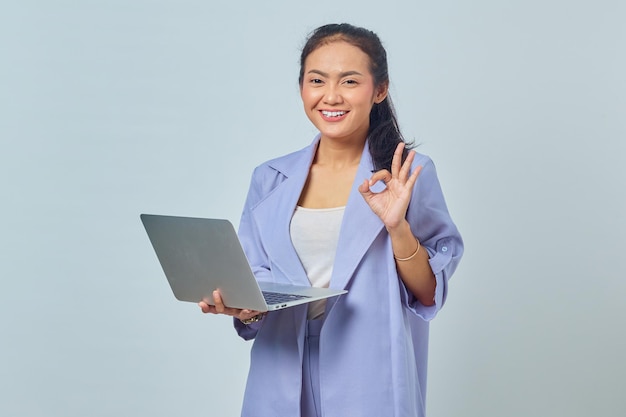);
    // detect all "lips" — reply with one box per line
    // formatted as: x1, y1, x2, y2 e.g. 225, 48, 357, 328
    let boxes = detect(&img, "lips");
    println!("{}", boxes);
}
320, 110, 348, 121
